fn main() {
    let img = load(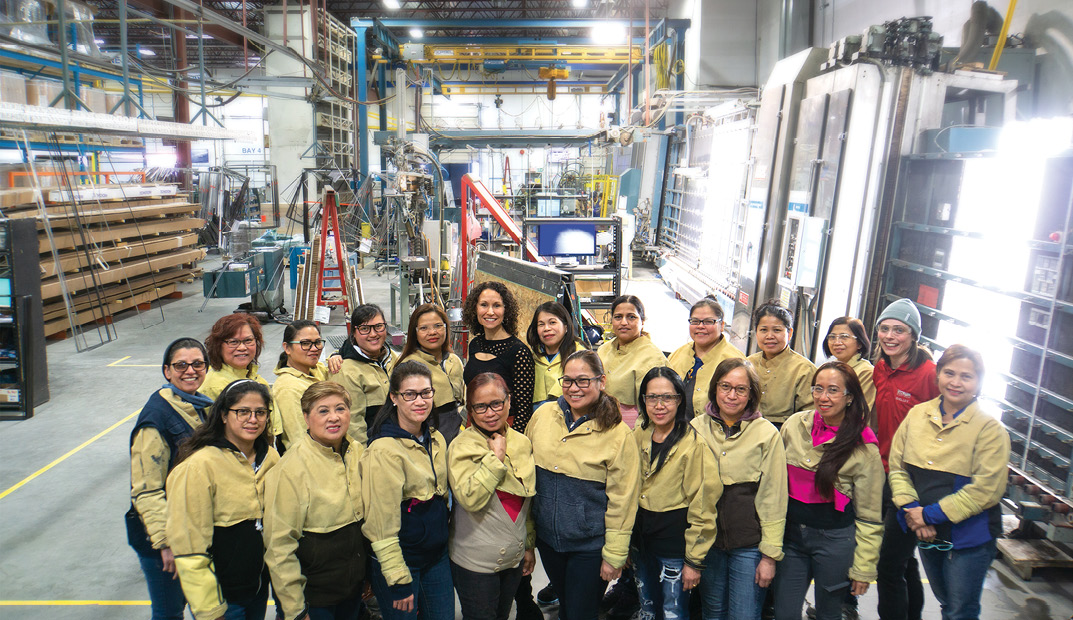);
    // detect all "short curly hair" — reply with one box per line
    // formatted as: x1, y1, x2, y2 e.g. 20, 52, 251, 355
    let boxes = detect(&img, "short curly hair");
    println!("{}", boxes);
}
205, 313, 264, 371
462, 280, 520, 336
